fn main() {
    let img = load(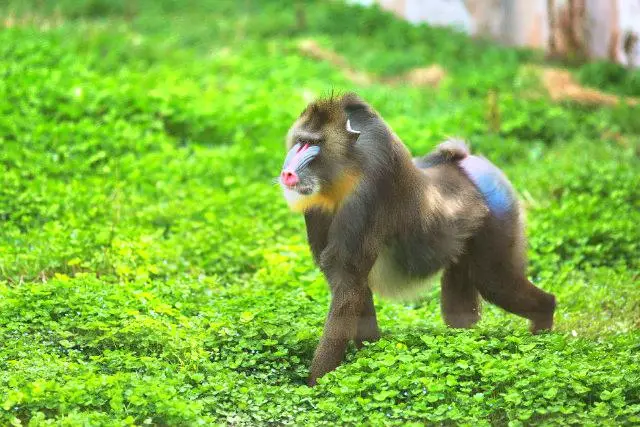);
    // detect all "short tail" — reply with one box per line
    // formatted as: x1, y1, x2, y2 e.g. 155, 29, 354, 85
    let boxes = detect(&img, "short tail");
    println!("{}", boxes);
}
413, 138, 470, 168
